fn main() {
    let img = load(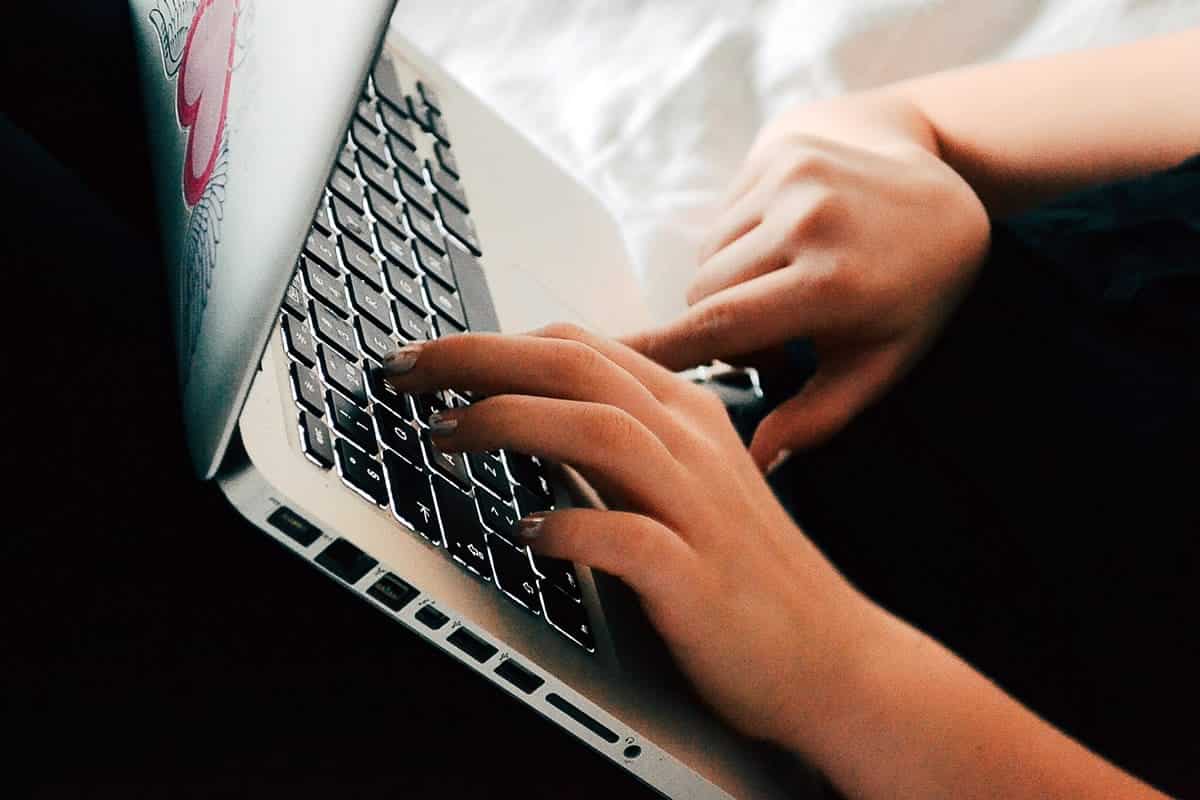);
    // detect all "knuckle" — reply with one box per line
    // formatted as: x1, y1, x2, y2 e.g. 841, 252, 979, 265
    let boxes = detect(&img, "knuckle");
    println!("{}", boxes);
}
585, 405, 645, 452
689, 301, 736, 346
537, 321, 590, 342
552, 339, 609, 383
